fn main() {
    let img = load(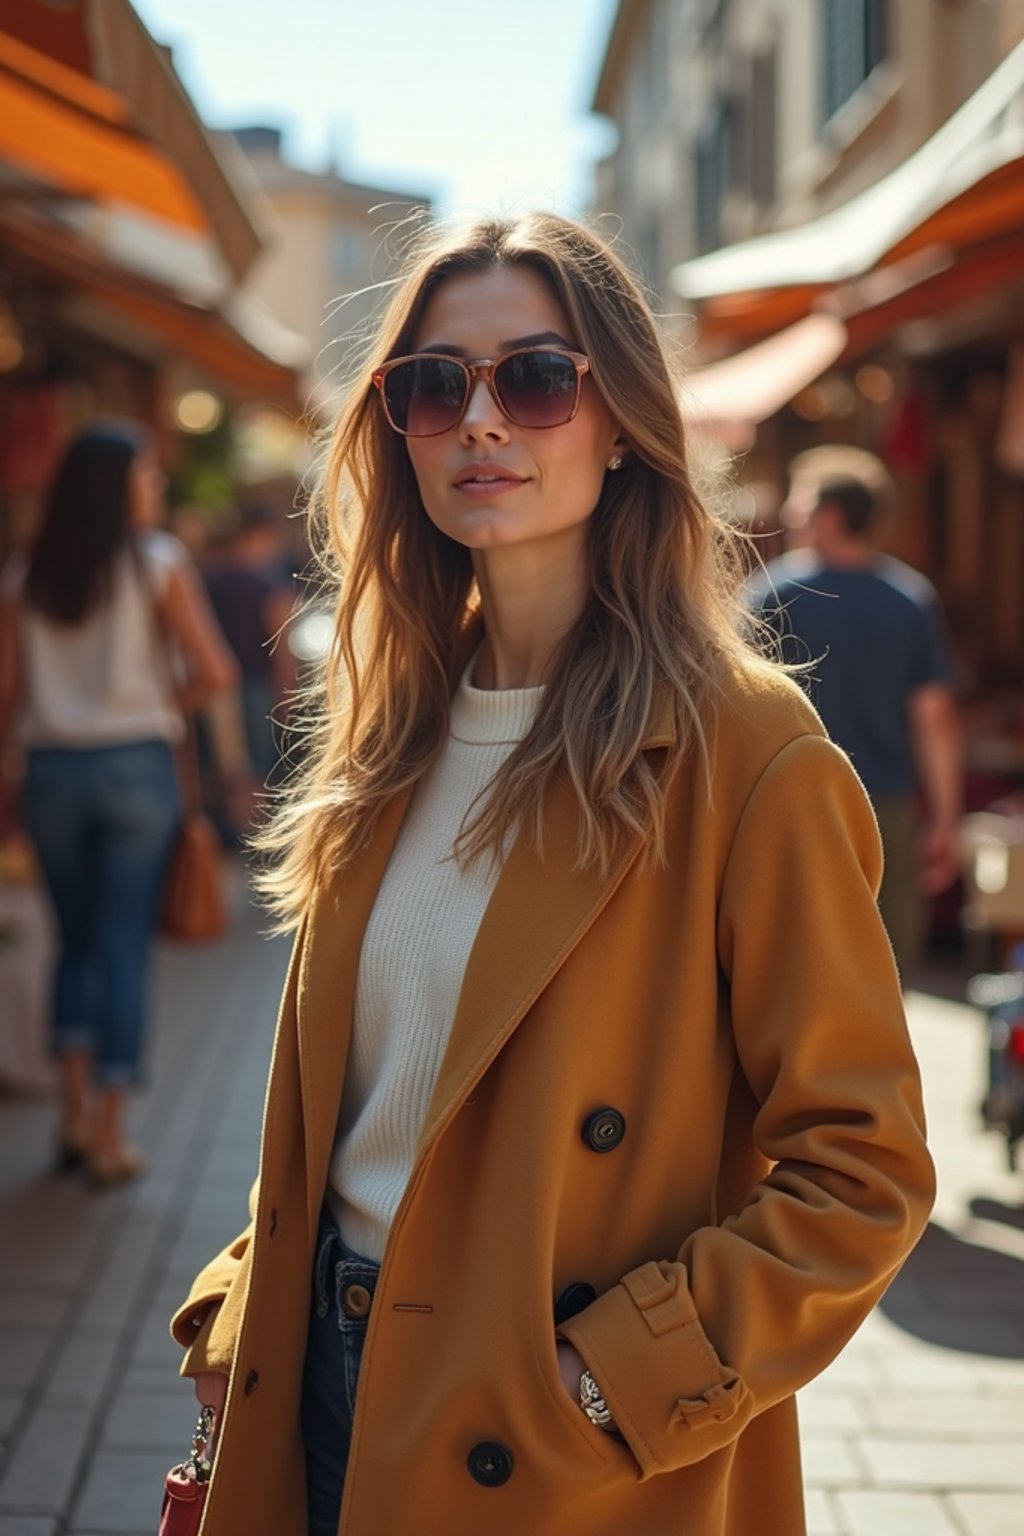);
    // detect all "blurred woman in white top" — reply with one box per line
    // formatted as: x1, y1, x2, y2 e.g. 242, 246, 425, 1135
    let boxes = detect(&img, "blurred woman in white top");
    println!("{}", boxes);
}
0, 419, 237, 1185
